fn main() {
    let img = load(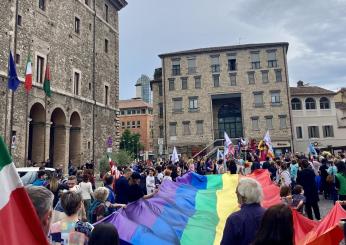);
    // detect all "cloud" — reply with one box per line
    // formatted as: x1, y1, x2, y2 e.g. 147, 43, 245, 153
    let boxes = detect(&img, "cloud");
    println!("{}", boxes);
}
119, 0, 346, 99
